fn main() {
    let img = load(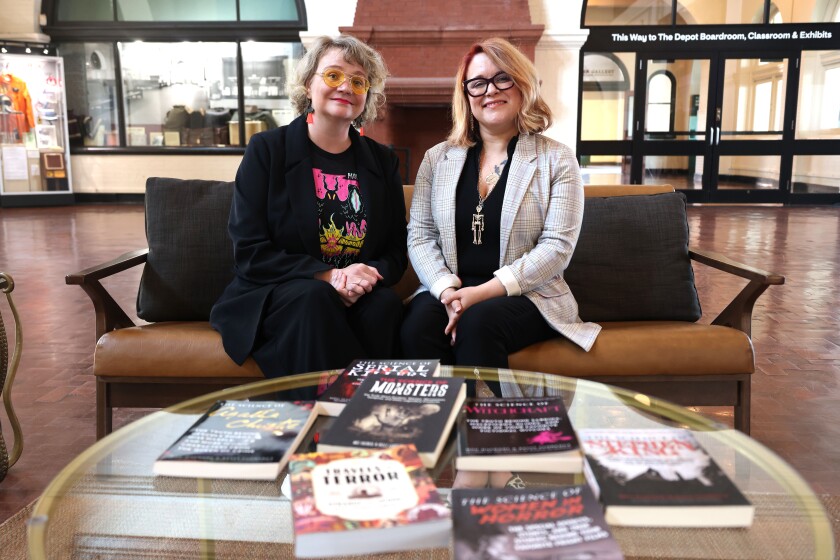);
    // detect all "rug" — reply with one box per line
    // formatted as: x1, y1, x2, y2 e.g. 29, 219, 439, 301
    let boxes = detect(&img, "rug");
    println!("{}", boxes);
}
1, 497, 838, 559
